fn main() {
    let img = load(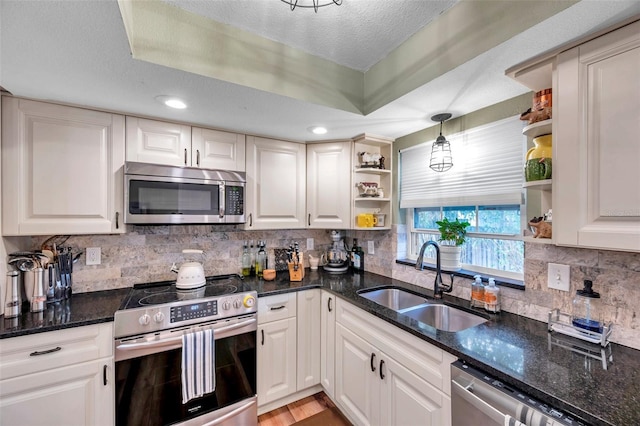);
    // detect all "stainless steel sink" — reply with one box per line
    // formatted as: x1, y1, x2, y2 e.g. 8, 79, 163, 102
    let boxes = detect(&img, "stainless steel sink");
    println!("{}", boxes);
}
358, 287, 430, 311
402, 304, 487, 332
